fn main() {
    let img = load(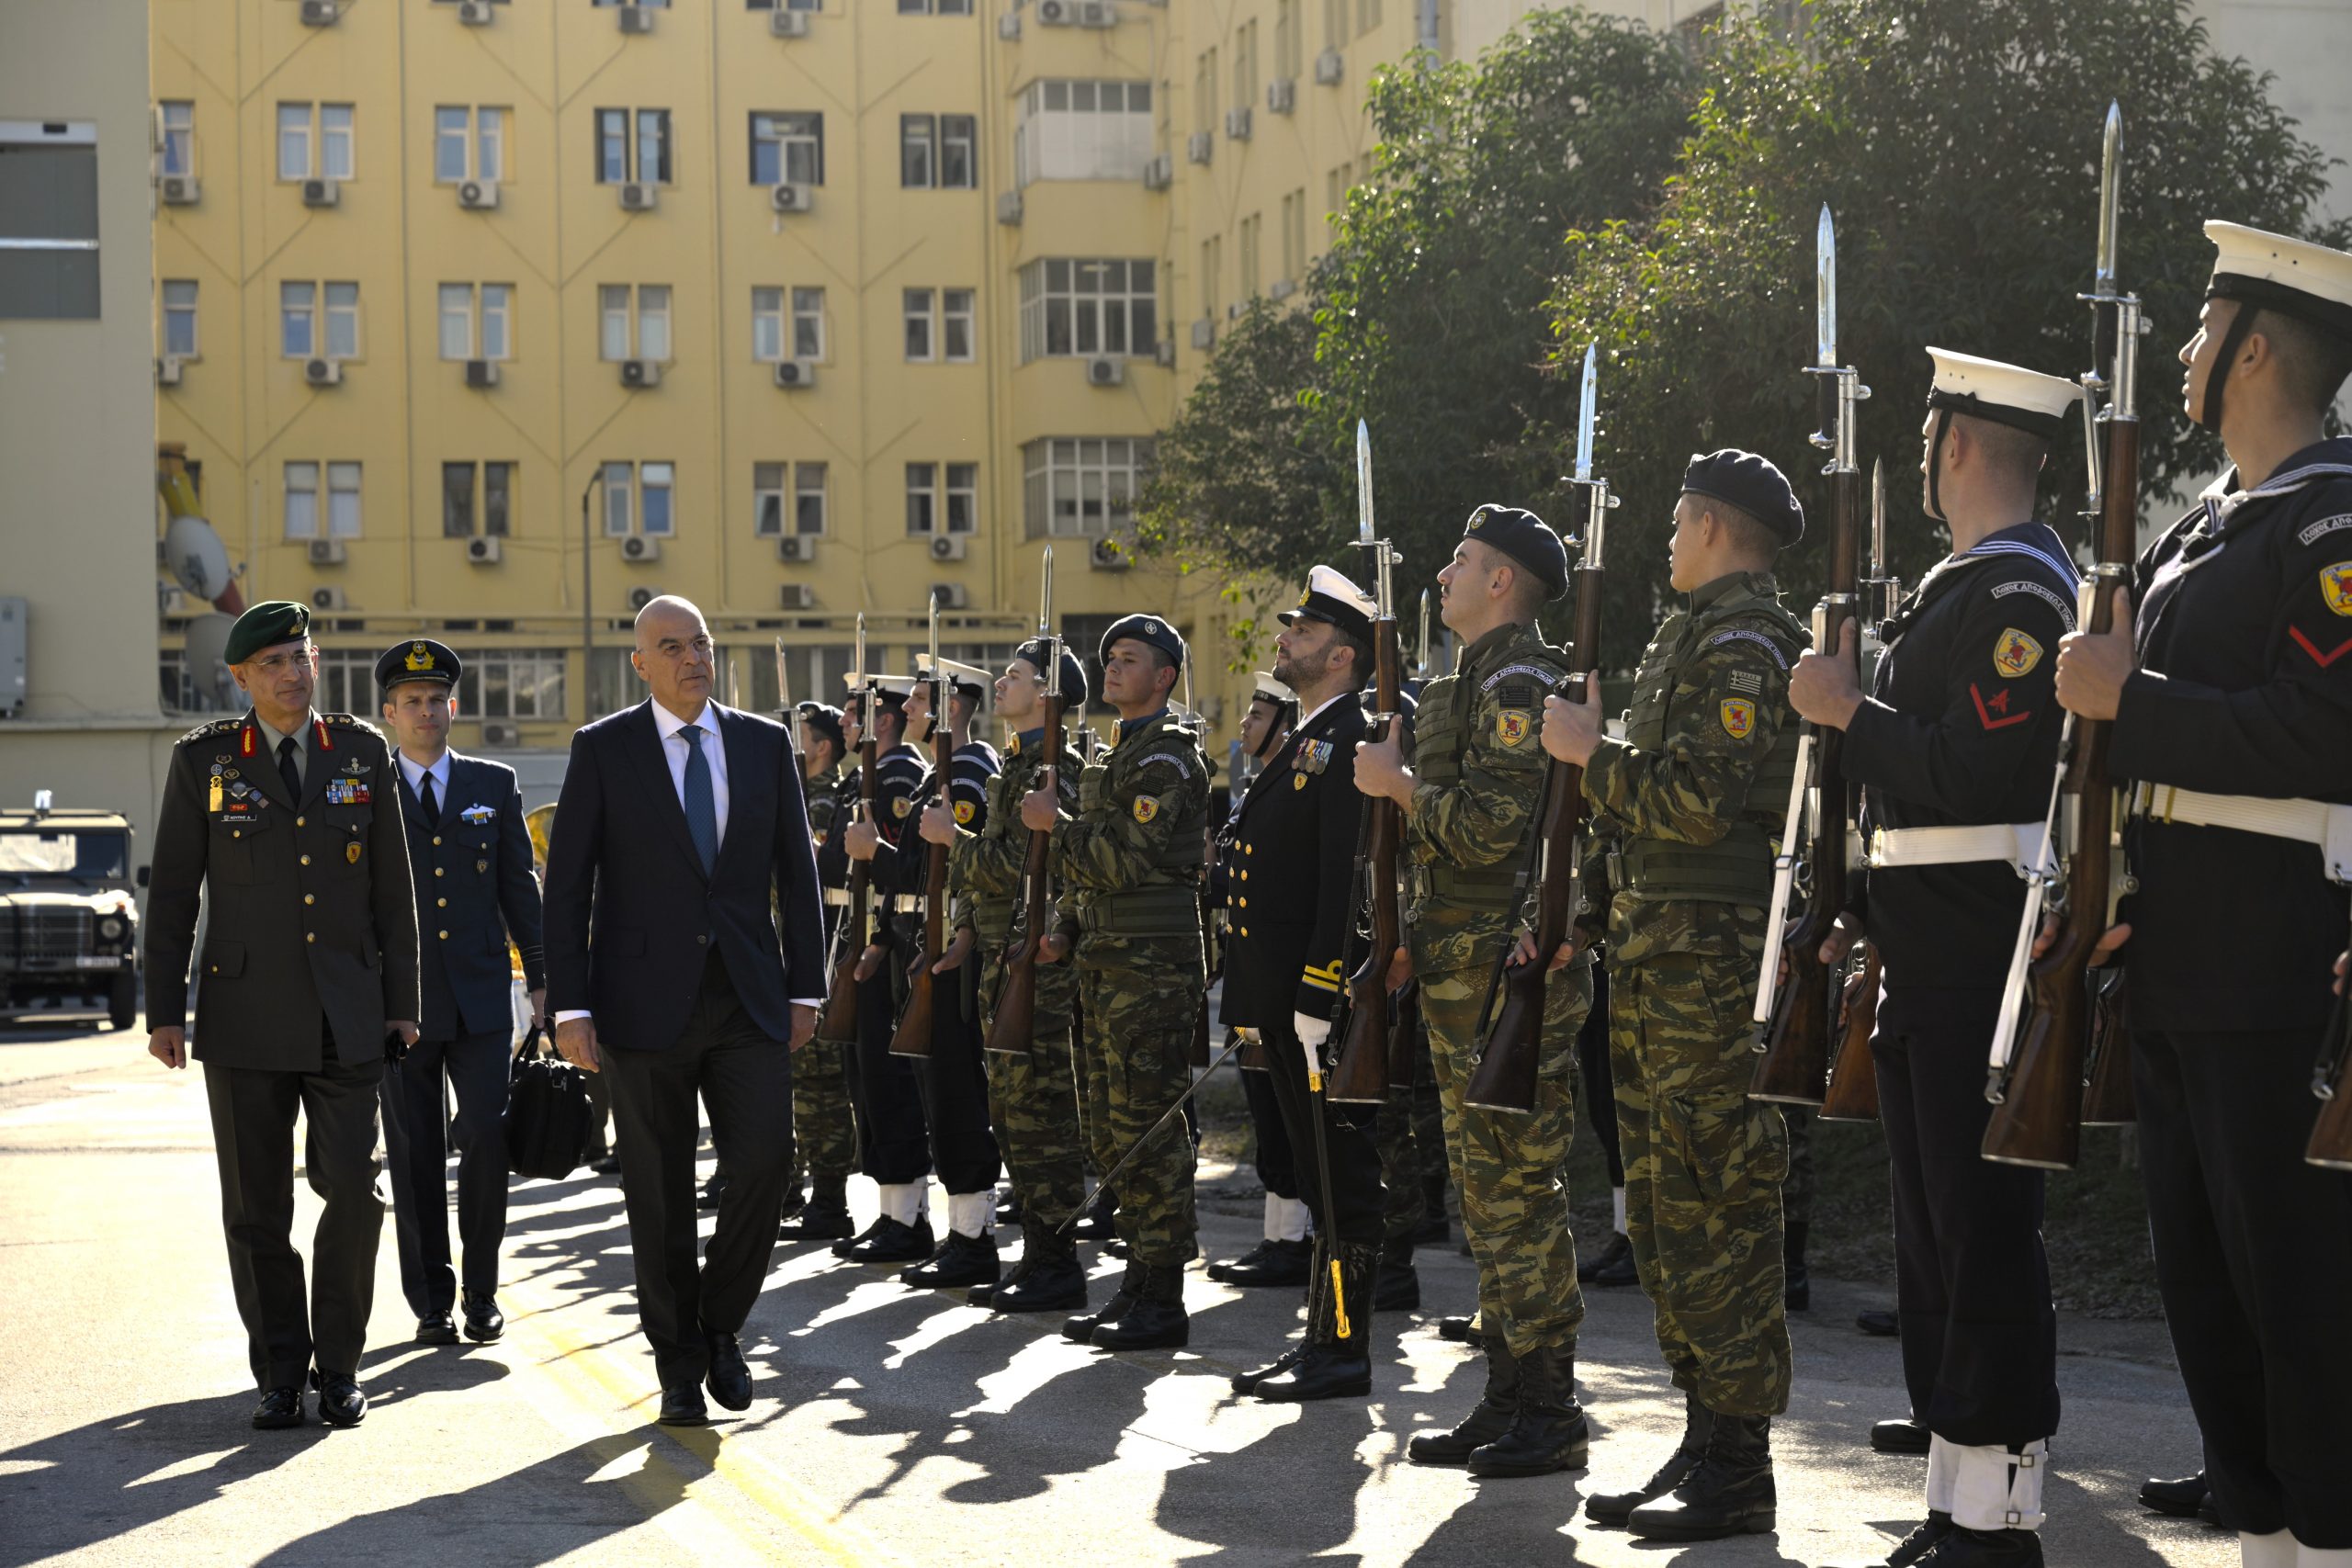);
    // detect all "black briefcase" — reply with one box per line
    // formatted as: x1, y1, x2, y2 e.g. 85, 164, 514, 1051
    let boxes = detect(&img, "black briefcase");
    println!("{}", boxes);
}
503, 1026, 595, 1180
